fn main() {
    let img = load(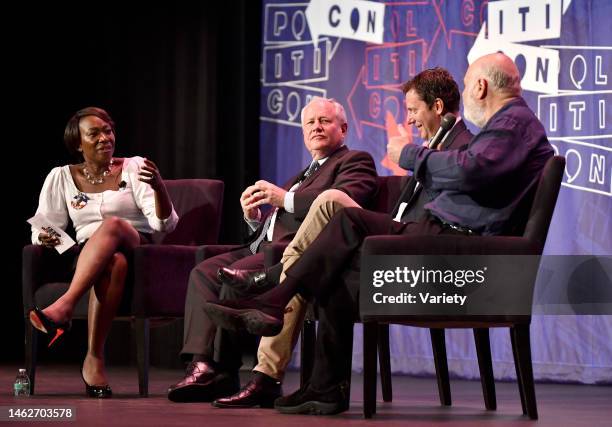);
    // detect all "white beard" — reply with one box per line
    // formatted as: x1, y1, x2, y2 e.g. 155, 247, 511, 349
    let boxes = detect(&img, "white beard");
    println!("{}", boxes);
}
464, 101, 487, 128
